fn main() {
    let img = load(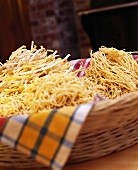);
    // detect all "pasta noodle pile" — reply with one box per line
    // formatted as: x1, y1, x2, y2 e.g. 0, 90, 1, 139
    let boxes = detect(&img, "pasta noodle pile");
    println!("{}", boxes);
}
0, 44, 71, 79
0, 44, 138, 117
0, 45, 94, 117
85, 47, 138, 99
